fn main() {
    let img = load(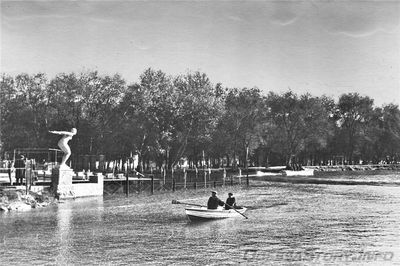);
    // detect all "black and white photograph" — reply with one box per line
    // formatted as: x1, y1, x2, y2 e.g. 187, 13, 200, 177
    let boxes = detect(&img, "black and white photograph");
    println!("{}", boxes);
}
1, 1, 399, 265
